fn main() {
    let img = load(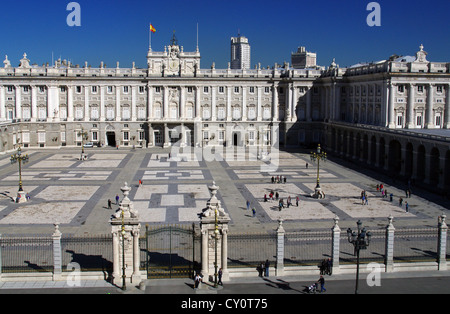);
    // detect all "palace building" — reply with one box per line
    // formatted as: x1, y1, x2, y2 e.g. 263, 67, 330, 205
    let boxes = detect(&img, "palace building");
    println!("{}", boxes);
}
0, 34, 449, 194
